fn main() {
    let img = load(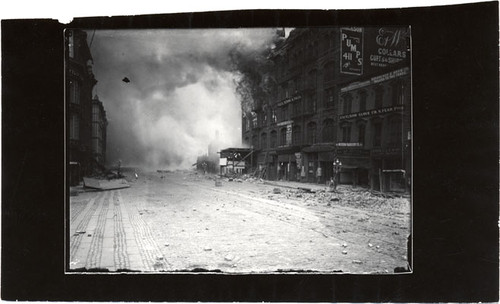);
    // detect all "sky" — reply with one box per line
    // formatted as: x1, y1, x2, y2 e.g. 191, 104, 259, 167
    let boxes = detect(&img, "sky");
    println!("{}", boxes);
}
87, 29, 278, 170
